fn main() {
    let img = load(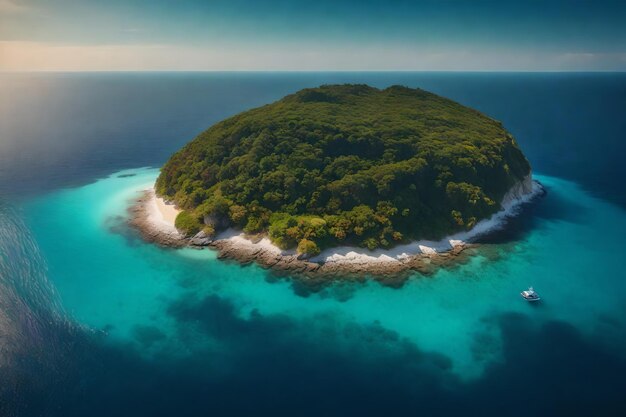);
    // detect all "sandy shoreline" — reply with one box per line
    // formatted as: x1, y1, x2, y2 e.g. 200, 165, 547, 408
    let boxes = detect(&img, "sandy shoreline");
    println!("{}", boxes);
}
128, 175, 544, 283
128, 189, 187, 248
154, 195, 180, 227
